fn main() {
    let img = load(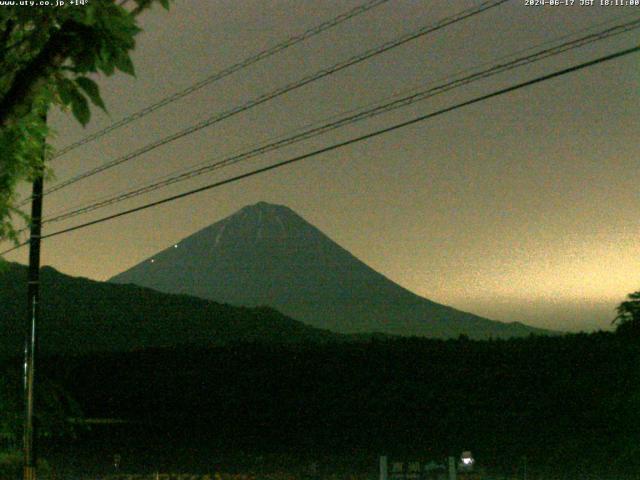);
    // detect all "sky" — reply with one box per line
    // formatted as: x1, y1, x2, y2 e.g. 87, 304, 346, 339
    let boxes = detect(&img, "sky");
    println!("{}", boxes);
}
4, 0, 640, 332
